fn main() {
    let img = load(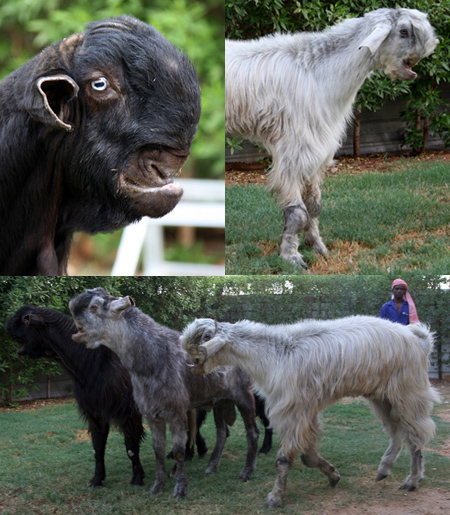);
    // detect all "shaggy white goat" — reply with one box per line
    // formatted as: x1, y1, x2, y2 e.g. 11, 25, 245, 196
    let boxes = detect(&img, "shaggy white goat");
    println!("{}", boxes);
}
226, 8, 438, 268
181, 316, 441, 508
